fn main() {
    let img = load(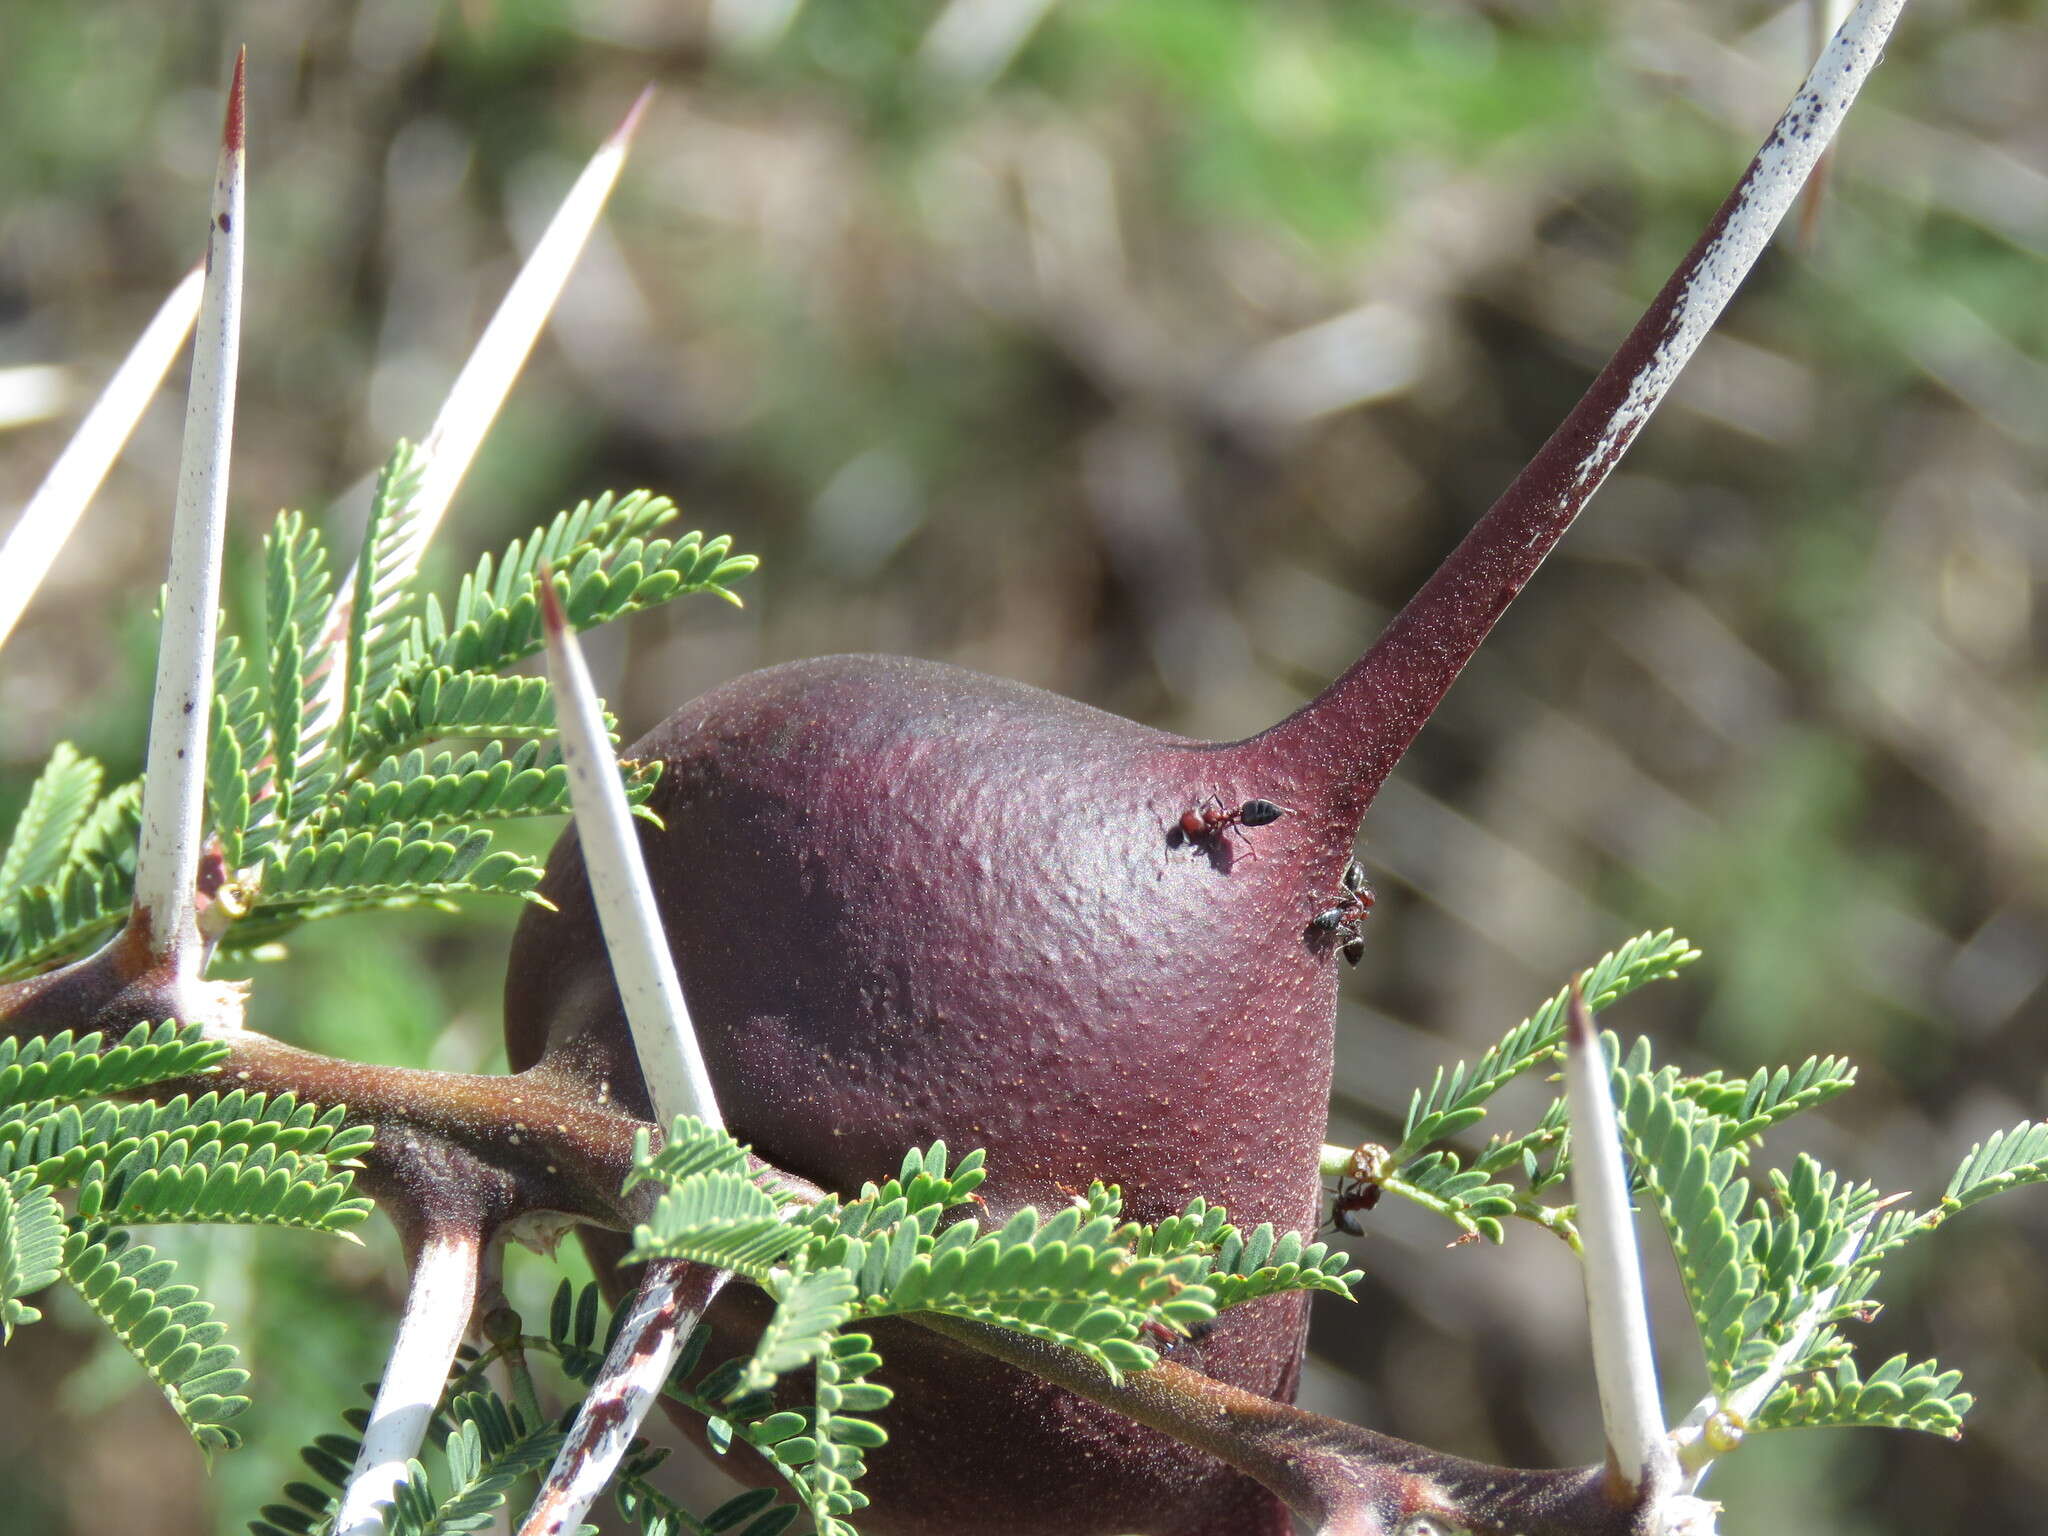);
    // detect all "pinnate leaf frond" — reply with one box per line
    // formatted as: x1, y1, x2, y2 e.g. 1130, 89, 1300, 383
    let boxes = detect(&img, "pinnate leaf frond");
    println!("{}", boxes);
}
1397, 929, 1699, 1161
0, 1169, 65, 1340
734, 1263, 860, 1397
0, 741, 103, 893
1755, 1352, 1970, 1439
631, 1171, 808, 1272
1612, 1034, 1762, 1393
0, 1022, 226, 1111
379, 1392, 564, 1536
341, 440, 430, 763
64, 1227, 250, 1453
0, 1088, 371, 1189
